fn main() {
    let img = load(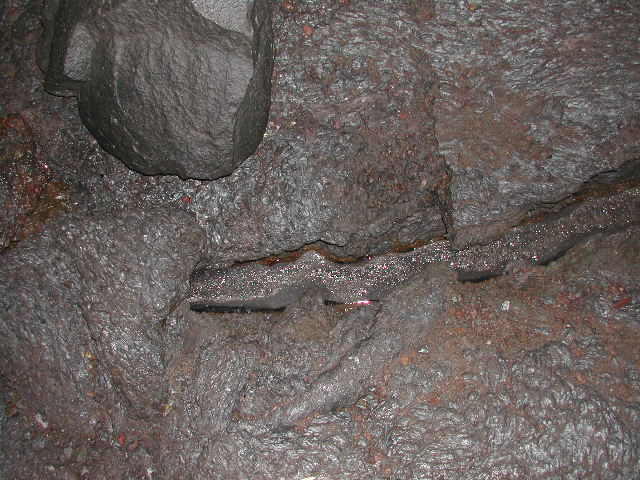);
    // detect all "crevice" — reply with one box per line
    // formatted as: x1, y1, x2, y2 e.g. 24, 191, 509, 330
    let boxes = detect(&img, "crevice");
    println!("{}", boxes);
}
456, 263, 506, 283
197, 158, 638, 276
222, 236, 446, 271
190, 184, 638, 311
536, 238, 578, 267
190, 303, 286, 314
522, 158, 640, 225
434, 156, 455, 238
